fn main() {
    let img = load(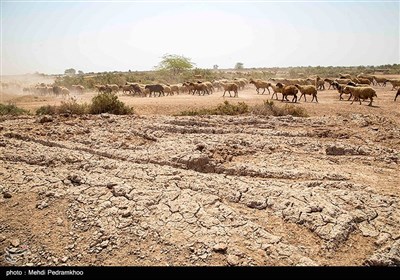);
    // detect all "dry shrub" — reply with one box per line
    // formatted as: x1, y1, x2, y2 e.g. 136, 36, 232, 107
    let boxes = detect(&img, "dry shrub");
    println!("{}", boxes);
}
90, 92, 134, 115
251, 100, 308, 117
0, 103, 29, 116
178, 101, 249, 116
